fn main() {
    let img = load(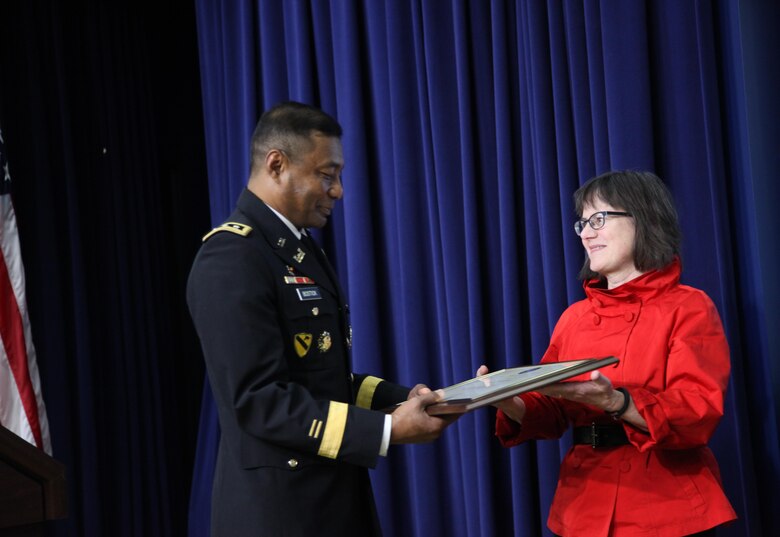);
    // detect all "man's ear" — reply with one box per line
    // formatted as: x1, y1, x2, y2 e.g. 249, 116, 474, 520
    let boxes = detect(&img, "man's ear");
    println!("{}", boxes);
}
265, 149, 286, 181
